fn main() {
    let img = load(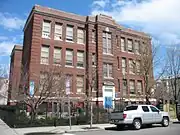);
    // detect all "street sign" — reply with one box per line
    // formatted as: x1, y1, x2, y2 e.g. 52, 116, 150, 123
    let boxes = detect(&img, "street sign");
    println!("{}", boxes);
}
29, 81, 34, 97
